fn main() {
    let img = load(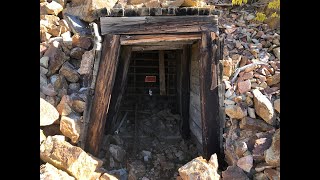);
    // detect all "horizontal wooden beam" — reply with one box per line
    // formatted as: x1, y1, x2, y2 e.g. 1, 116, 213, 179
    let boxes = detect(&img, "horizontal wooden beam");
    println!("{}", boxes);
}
100, 16, 218, 35
131, 45, 184, 51
120, 34, 201, 46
